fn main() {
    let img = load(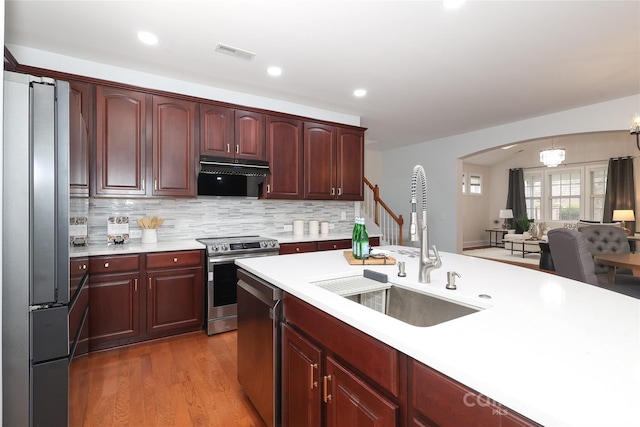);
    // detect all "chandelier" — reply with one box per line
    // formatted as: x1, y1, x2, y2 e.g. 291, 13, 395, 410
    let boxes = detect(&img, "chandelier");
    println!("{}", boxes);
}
539, 140, 565, 167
